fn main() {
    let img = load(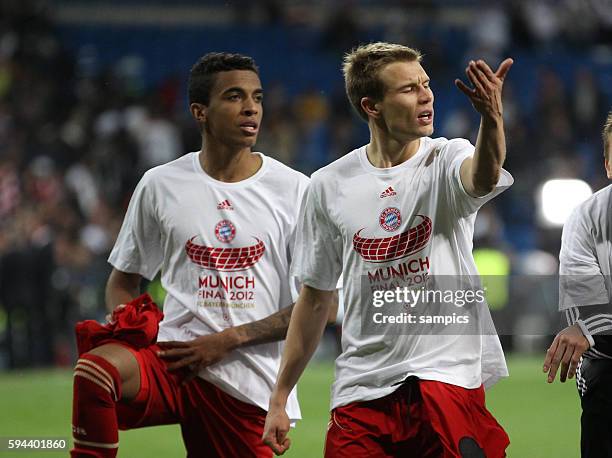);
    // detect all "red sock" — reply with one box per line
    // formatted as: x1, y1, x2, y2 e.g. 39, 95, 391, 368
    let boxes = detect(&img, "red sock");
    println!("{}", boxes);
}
71, 354, 122, 458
